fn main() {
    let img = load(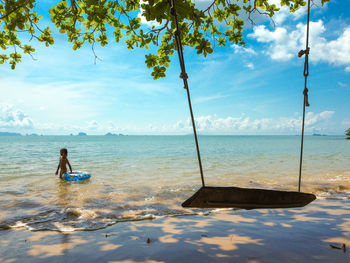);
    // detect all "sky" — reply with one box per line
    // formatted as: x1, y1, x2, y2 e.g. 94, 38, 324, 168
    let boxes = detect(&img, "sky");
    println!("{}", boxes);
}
0, 0, 349, 135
